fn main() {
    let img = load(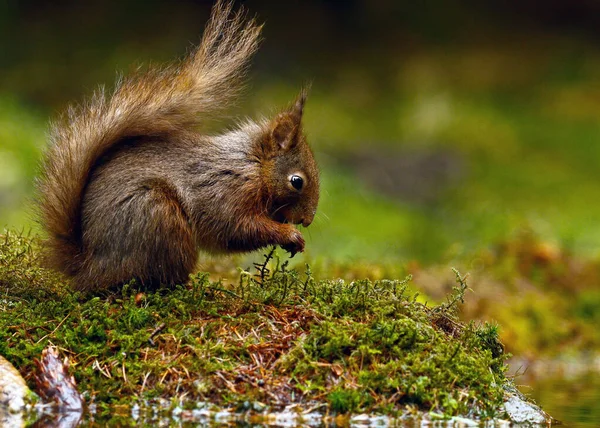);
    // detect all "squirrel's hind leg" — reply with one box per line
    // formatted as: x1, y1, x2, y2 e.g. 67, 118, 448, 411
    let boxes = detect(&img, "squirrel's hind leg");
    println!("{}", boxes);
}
76, 179, 197, 290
